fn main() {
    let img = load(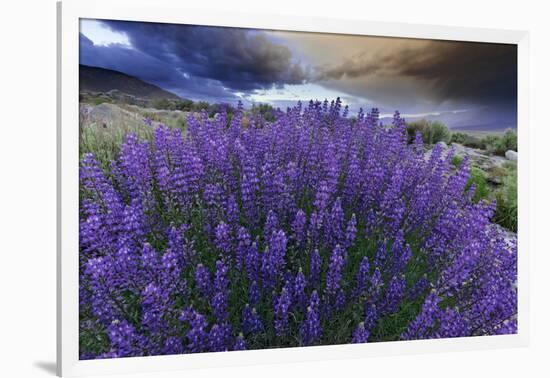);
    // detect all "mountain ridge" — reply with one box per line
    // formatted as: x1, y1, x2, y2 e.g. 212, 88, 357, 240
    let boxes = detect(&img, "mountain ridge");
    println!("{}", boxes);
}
79, 65, 180, 100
